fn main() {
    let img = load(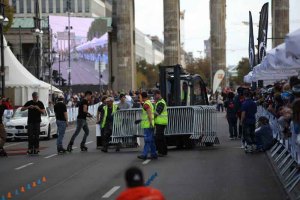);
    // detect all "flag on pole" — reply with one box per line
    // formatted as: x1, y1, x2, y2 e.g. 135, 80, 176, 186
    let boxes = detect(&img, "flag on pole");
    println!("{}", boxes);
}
248, 11, 256, 70
257, 3, 269, 64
